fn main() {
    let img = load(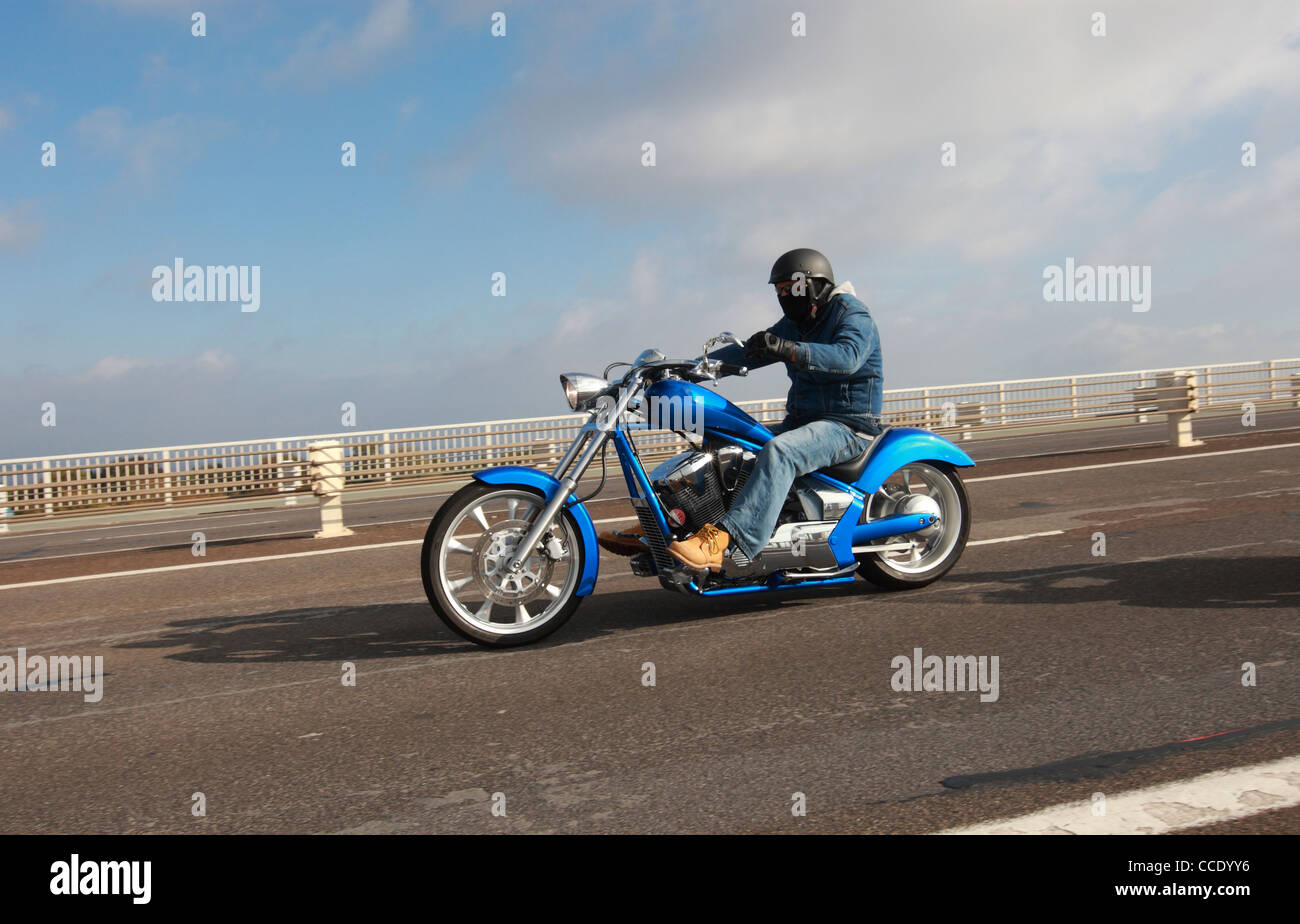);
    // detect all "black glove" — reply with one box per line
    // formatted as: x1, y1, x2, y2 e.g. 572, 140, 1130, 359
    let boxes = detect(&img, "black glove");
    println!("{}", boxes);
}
745, 330, 799, 364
